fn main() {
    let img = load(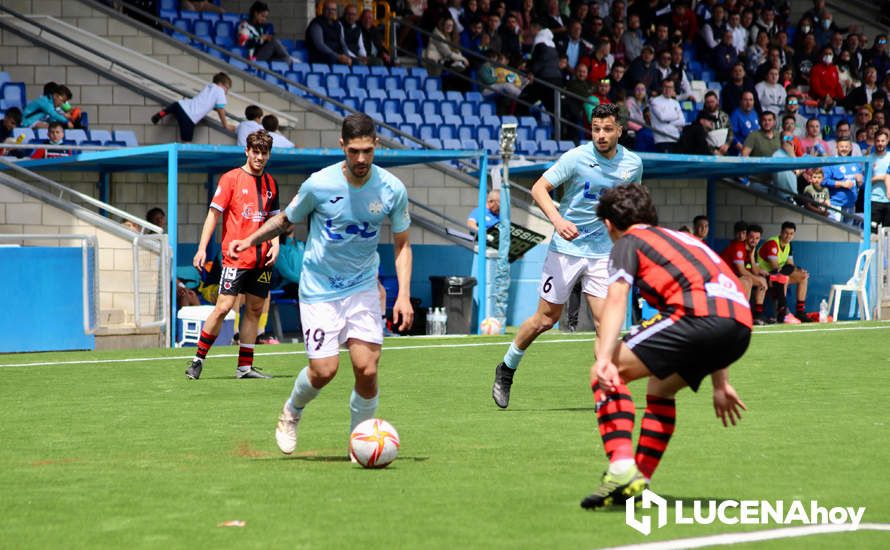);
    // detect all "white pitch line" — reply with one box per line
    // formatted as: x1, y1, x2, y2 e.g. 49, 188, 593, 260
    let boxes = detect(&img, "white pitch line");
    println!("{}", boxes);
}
602, 522, 890, 550
1, 323, 889, 369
